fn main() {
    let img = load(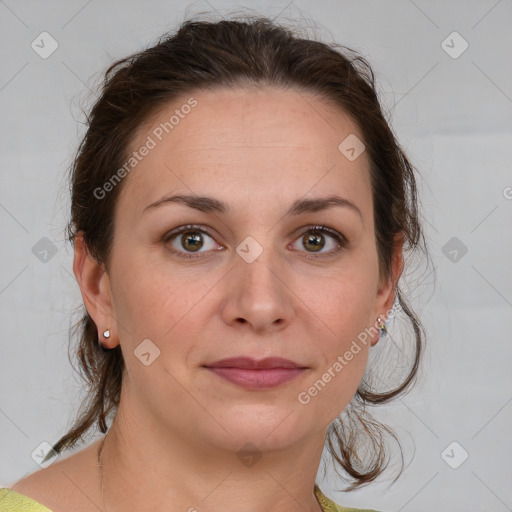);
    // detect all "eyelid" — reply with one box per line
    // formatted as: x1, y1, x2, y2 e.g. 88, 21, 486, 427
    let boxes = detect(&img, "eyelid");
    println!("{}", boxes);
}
163, 224, 218, 243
